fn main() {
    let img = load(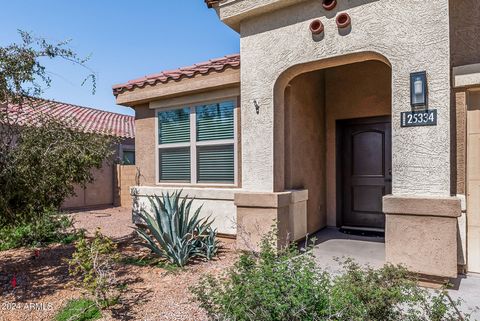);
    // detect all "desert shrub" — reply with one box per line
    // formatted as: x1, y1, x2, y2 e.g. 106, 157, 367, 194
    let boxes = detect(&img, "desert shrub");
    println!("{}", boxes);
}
0, 116, 117, 227
55, 298, 101, 321
192, 233, 470, 321
0, 209, 77, 250
192, 234, 330, 321
0, 31, 116, 230
135, 190, 220, 267
68, 230, 121, 308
